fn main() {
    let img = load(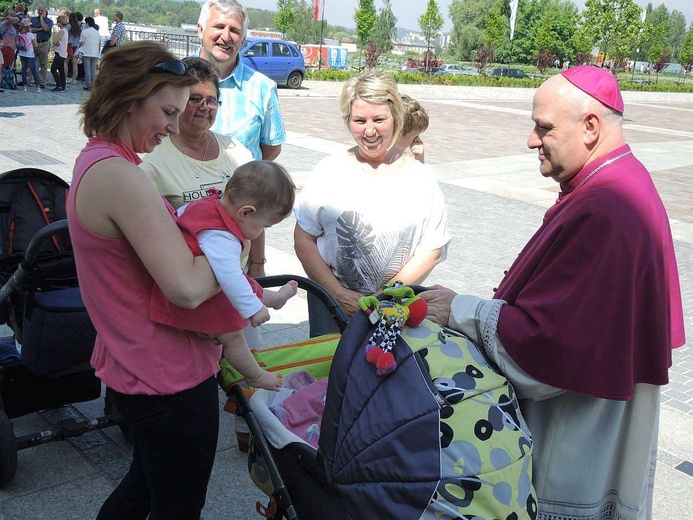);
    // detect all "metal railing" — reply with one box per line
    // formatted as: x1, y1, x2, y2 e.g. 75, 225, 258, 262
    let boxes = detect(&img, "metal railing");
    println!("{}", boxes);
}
124, 29, 201, 59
